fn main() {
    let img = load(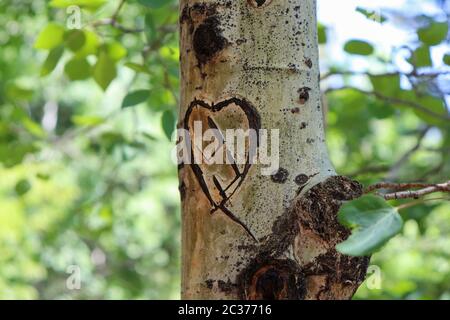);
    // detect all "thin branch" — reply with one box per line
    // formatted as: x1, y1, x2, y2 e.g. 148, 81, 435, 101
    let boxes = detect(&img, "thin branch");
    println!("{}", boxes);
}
417, 160, 446, 181
92, 18, 144, 34
112, 0, 127, 21
365, 180, 450, 200
92, 0, 144, 34
343, 127, 429, 179
365, 182, 436, 193
321, 69, 450, 81
385, 126, 430, 181
396, 197, 449, 211
325, 86, 450, 122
